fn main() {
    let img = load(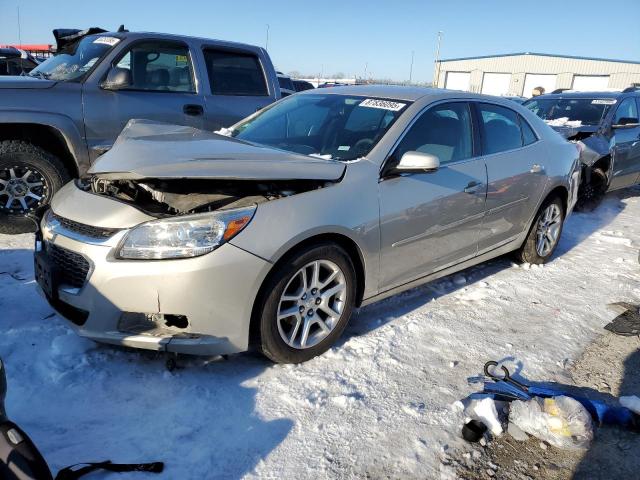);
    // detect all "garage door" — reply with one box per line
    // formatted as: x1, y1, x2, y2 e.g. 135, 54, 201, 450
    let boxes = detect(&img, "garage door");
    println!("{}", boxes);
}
481, 73, 511, 96
445, 72, 471, 91
572, 75, 609, 92
522, 74, 557, 97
